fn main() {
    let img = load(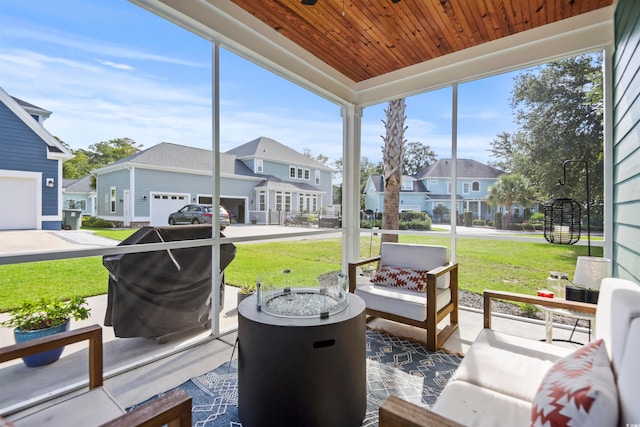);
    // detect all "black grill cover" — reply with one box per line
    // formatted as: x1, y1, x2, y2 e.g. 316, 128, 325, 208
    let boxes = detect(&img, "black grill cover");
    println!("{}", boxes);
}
103, 225, 236, 339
